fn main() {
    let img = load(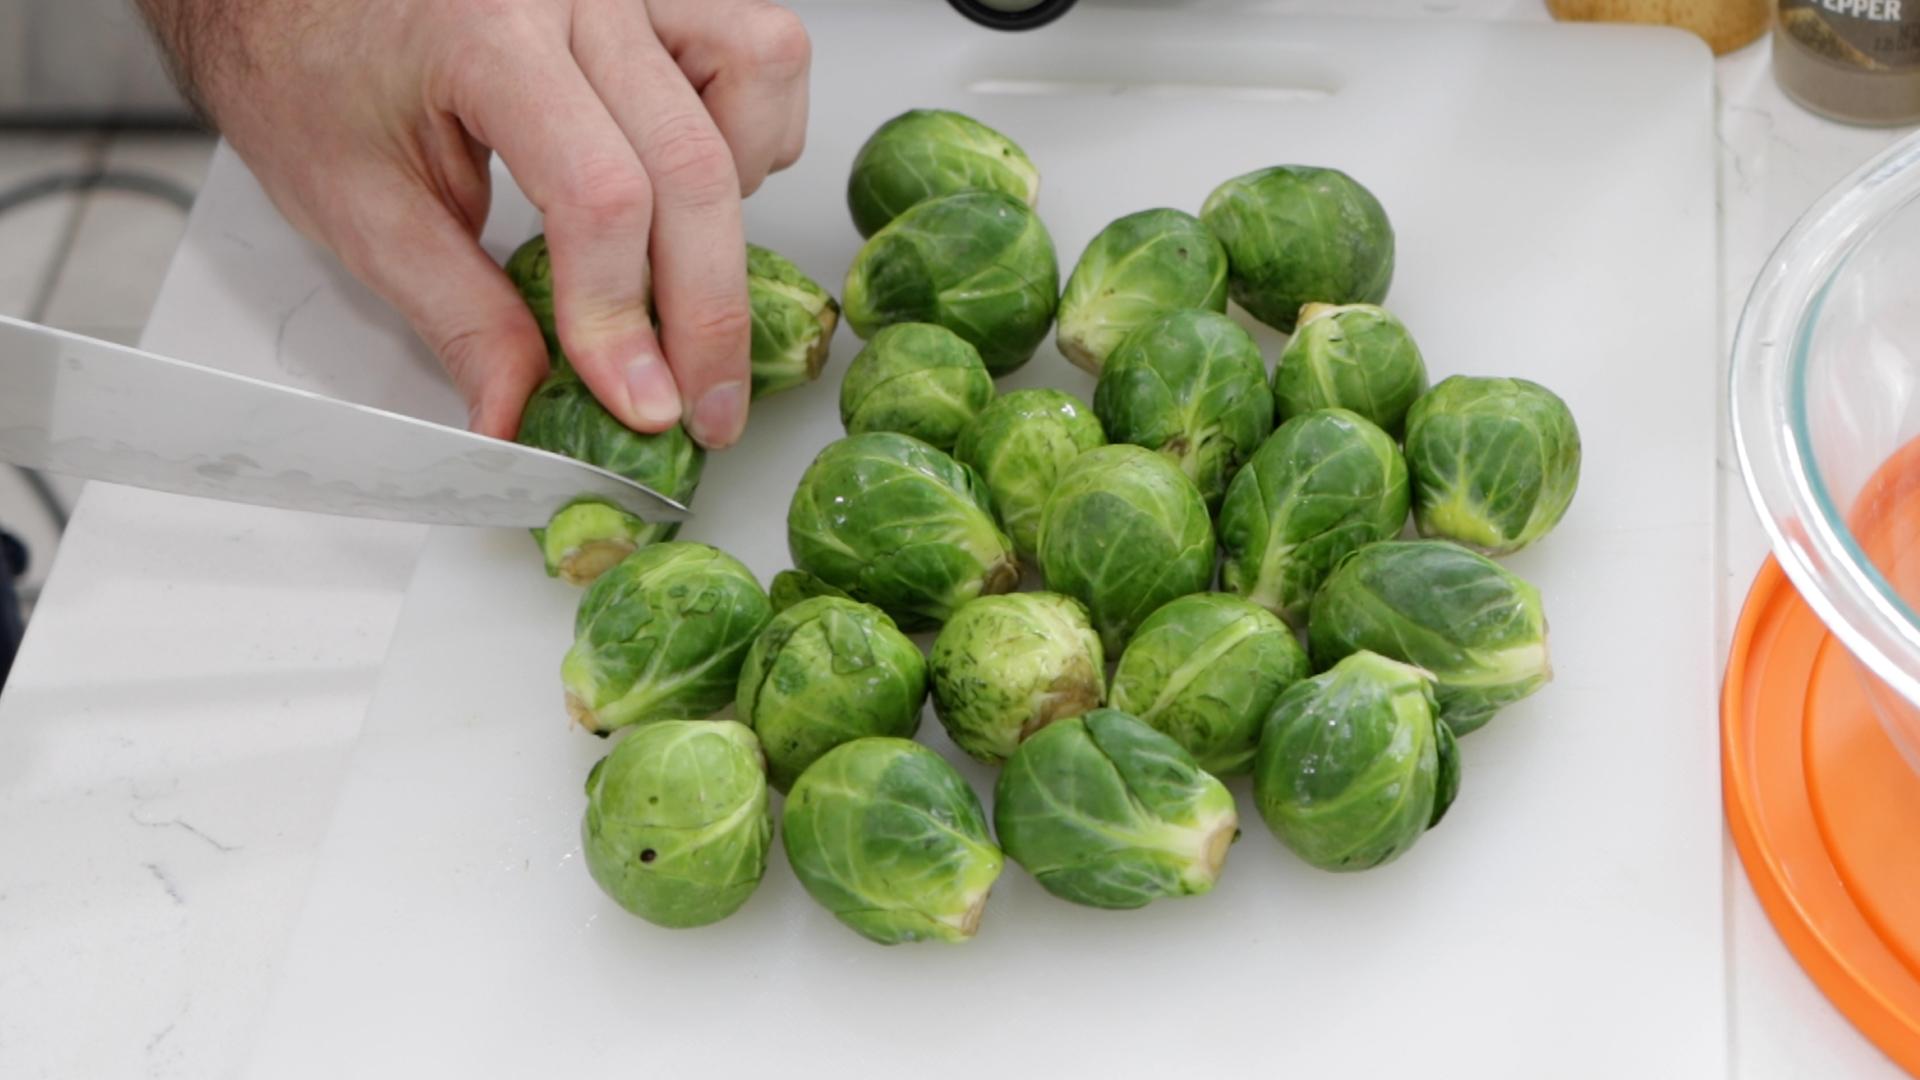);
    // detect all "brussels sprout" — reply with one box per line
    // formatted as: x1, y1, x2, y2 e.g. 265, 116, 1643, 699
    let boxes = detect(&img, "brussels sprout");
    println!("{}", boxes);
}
1272, 303, 1428, 437
1309, 539, 1551, 735
562, 543, 773, 735
505, 233, 558, 354
1109, 593, 1309, 776
952, 388, 1105, 563
748, 244, 840, 400
1431, 719, 1462, 828
1038, 444, 1215, 653
846, 109, 1040, 239
783, 738, 1004, 945
1253, 652, 1450, 872
768, 569, 852, 614
839, 323, 995, 451
929, 593, 1104, 765
1199, 165, 1395, 332
534, 498, 656, 587
517, 374, 705, 585
788, 433, 1019, 630
1404, 376, 1582, 555
736, 596, 928, 791
581, 719, 772, 928
1216, 409, 1409, 628
1093, 309, 1274, 508
994, 708, 1238, 909
843, 191, 1059, 376
1056, 209, 1229, 374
